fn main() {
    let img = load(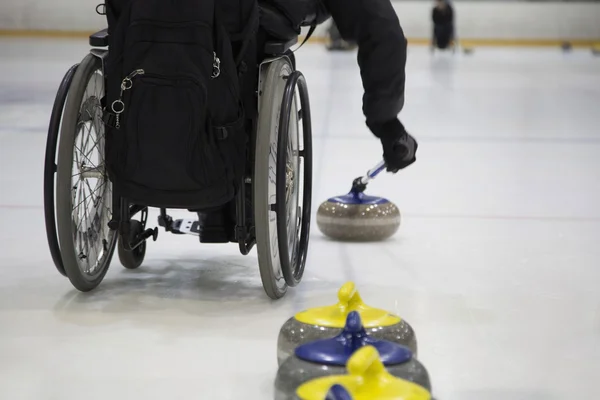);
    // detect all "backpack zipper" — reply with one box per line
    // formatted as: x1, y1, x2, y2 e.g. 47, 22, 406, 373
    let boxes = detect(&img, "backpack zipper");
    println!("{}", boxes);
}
111, 51, 219, 129
212, 52, 221, 78
111, 69, 145, 129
